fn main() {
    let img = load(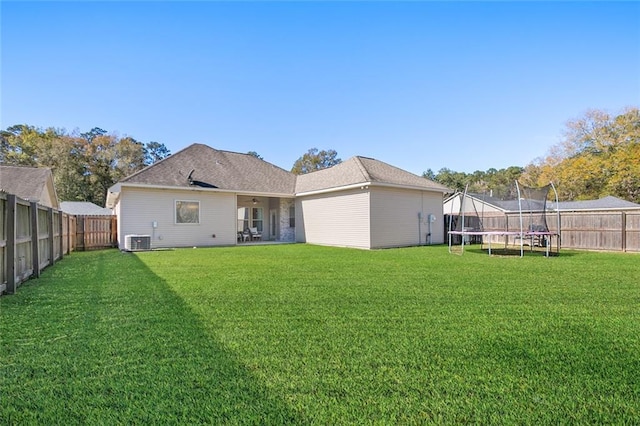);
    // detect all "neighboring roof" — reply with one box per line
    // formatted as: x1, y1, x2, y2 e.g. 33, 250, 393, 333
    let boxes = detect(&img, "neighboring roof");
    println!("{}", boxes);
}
0, 165, 59, 208
295, 156, 450, 194
447, 192, 640, 213
553, 196, 640, 211
120, 143, 297, 194
60, 201, 113, 216
467, 194, 532, 212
